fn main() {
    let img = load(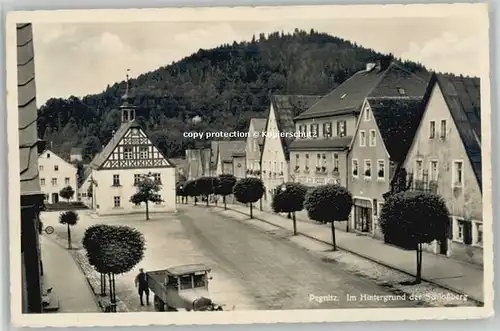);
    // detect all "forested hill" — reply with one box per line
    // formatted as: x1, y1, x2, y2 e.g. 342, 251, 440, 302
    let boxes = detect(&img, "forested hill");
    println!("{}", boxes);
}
37, 29, 429, 161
